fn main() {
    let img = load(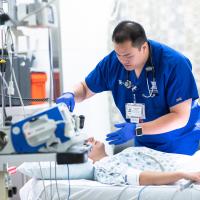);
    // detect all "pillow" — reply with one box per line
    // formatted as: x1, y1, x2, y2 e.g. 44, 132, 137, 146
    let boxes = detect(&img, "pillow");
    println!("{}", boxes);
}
17, 160, 94, 180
